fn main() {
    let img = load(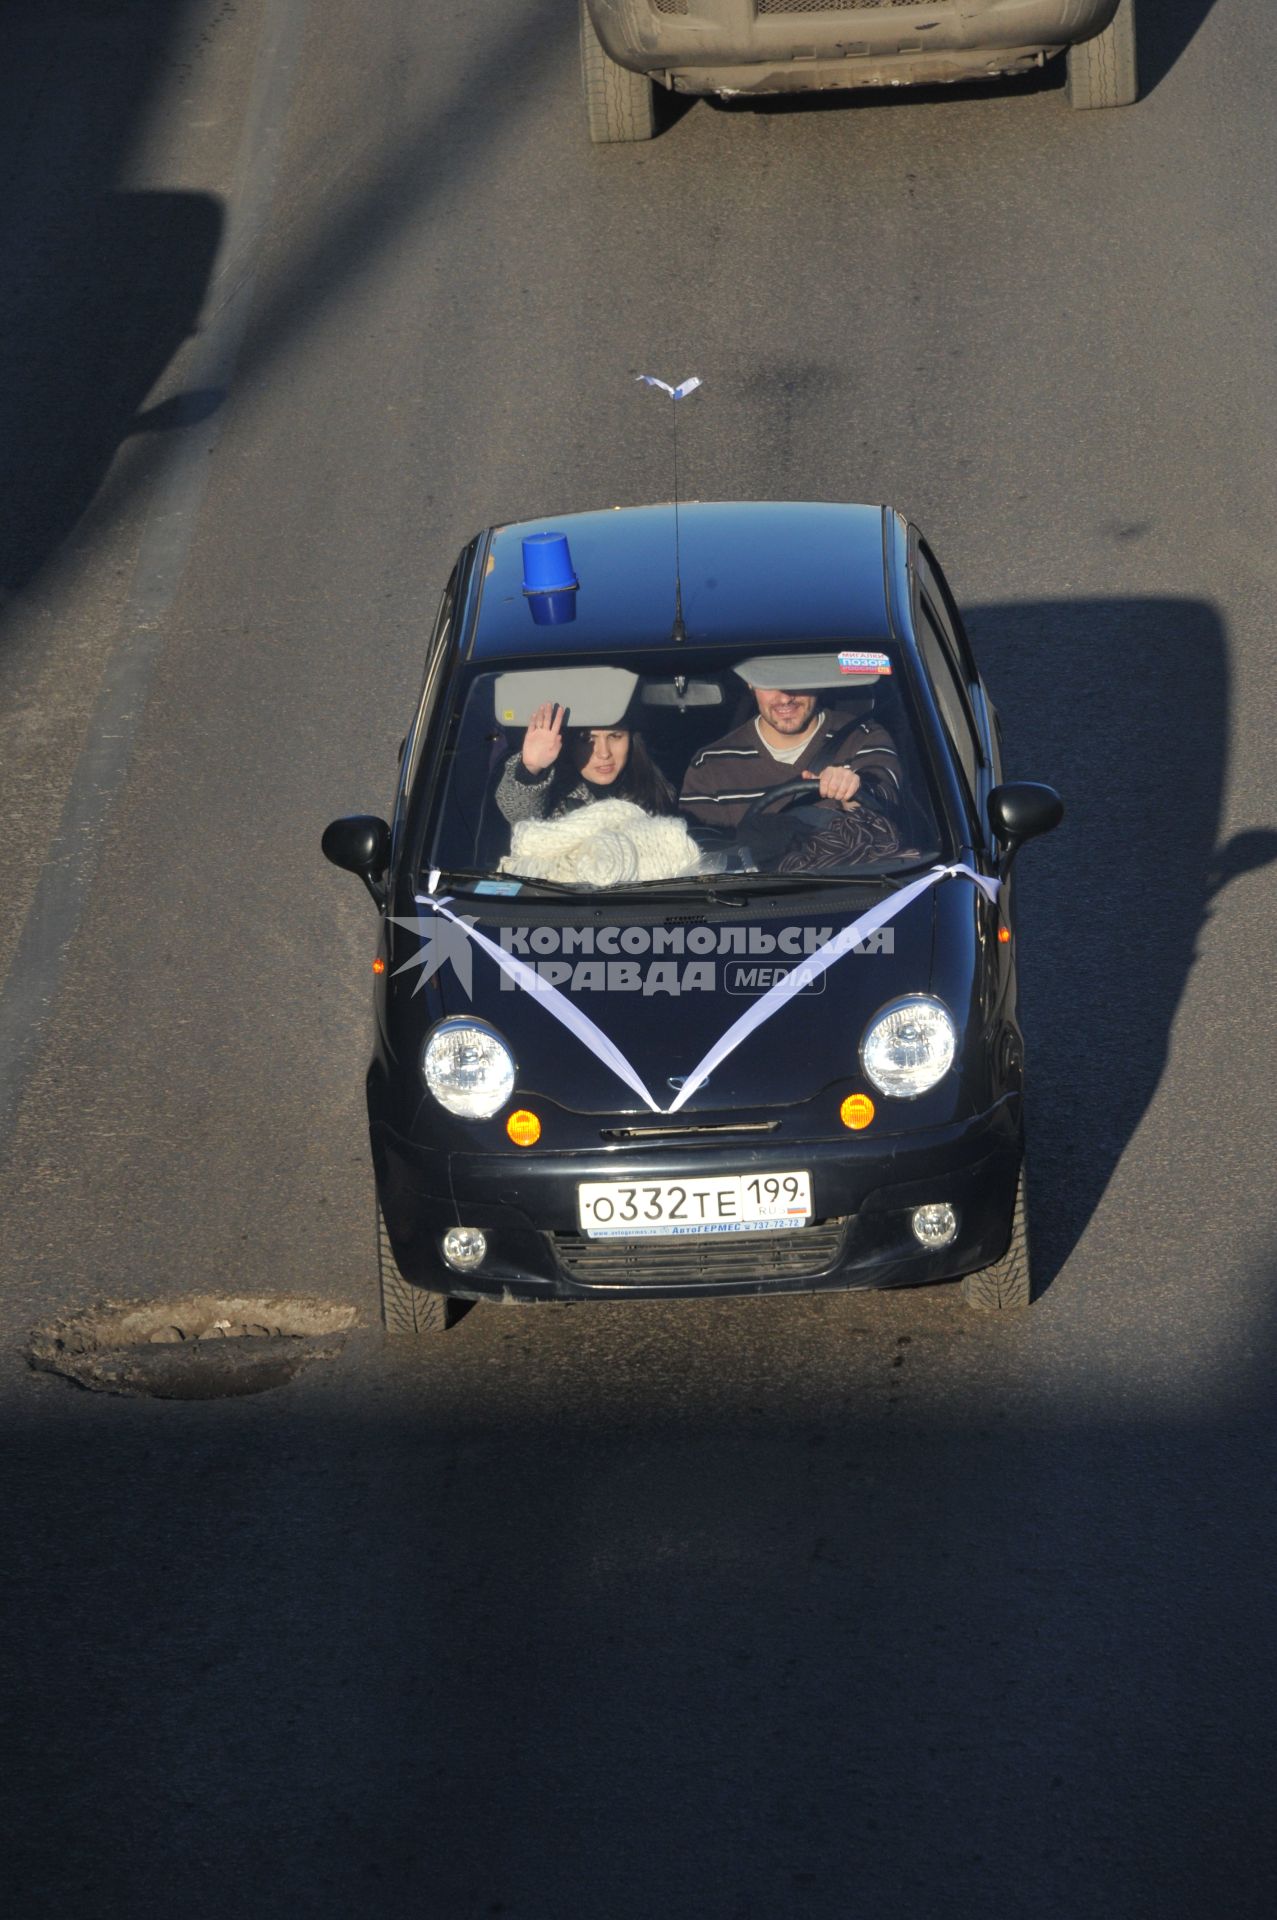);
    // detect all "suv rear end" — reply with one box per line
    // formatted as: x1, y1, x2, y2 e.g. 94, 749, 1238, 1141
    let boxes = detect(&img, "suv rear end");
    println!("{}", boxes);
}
580, 0, 1137, 141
